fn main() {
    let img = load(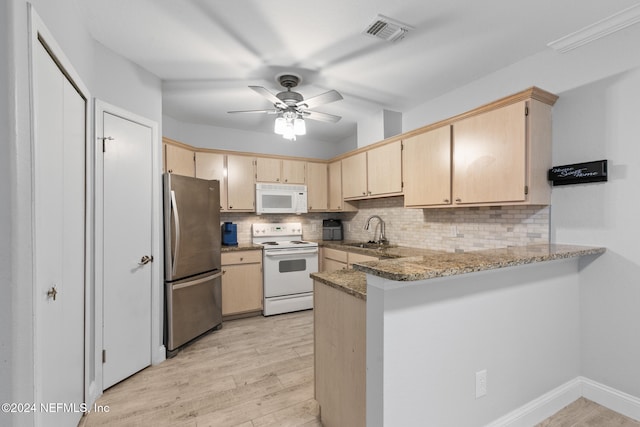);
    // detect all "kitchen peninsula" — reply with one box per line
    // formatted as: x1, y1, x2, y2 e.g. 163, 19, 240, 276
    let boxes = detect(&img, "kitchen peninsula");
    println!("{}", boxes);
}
311, 243, 605, 427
